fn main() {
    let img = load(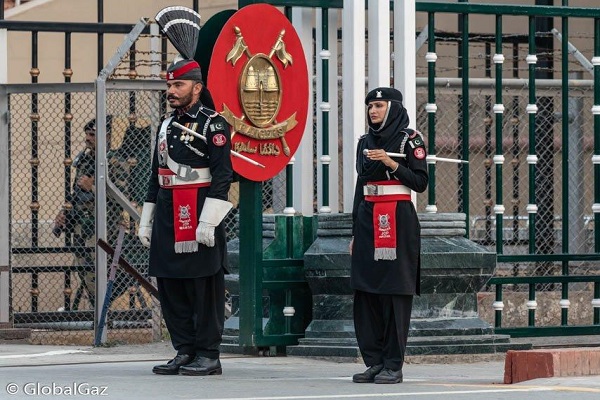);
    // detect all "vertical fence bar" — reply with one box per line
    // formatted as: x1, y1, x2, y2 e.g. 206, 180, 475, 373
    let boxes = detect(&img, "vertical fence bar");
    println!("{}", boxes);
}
30, 31, 40, 312
527, 16, 538, 256
593, 21, 600, 269
594, 282, 599, 325
484, 43, 493, 244
494, 283, 503, 328
319, 8, 331, 214
560, 0, 570, 326
425, 13, 437, 213
494, 15, 505, 255
511, 42, 521, 277
460, 3, 470, 231
528, 283, 536, 326
63, 32, 73, 311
